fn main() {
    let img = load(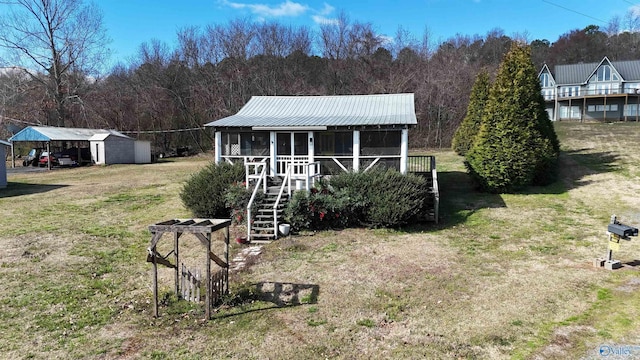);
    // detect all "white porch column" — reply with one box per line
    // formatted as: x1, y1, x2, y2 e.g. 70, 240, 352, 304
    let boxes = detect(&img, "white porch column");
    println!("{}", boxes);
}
554, 87, 558, 121
308, 132, 315, 163
269, 131, 277, 176
400, 128, 409, 174
353, 130, 360, 172
214, 131, 222, 164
